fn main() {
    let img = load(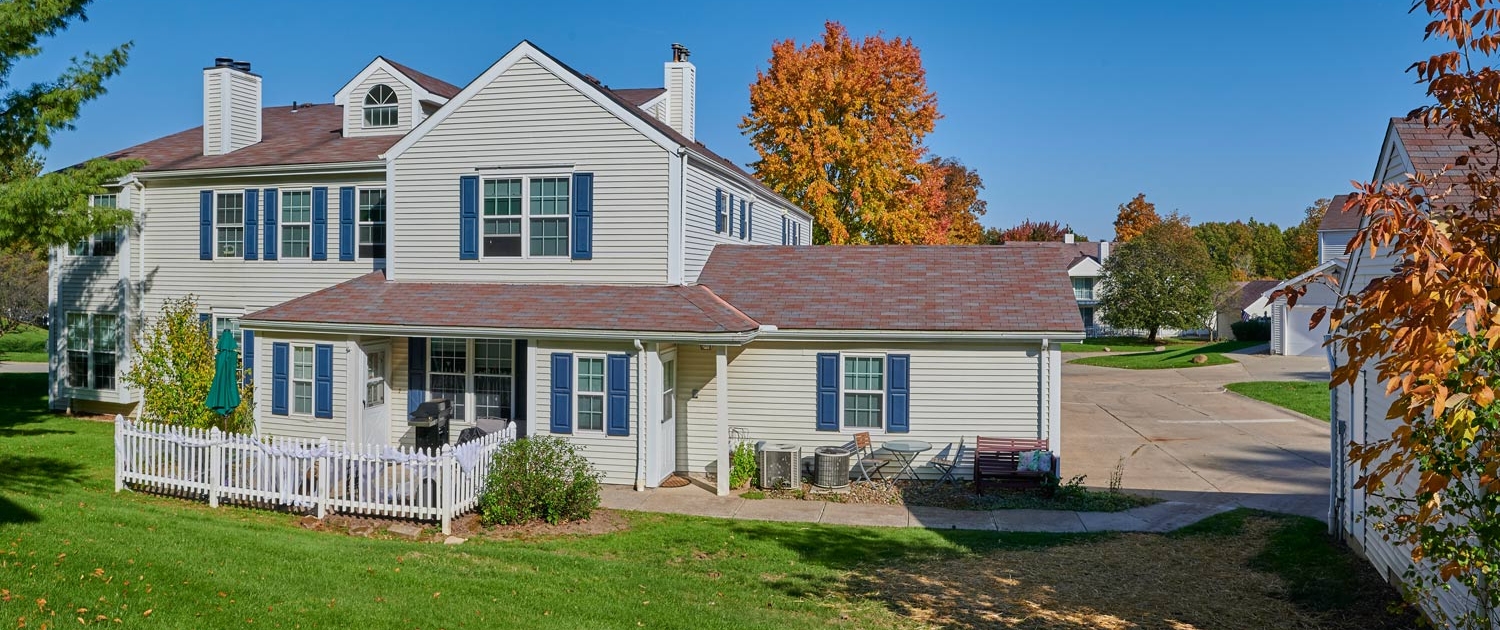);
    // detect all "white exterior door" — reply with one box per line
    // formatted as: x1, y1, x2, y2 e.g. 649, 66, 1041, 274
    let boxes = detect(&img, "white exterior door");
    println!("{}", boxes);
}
359, 343, 390, 445
653, 354, 677, 484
